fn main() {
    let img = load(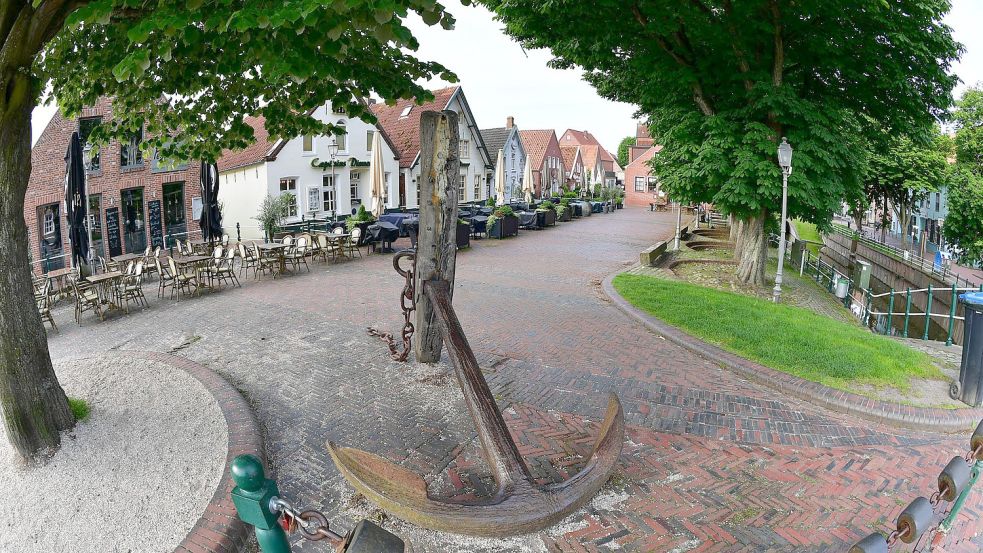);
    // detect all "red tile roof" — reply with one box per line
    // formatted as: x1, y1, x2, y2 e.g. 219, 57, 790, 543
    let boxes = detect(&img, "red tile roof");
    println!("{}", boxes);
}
562, 128, 615, 164
559, 145, 579, 170
369, 86, 459, 168
518, 129, 556, 172
626, 144, 663, 170
217, 115, 275, 172
580, 144, 601, 170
